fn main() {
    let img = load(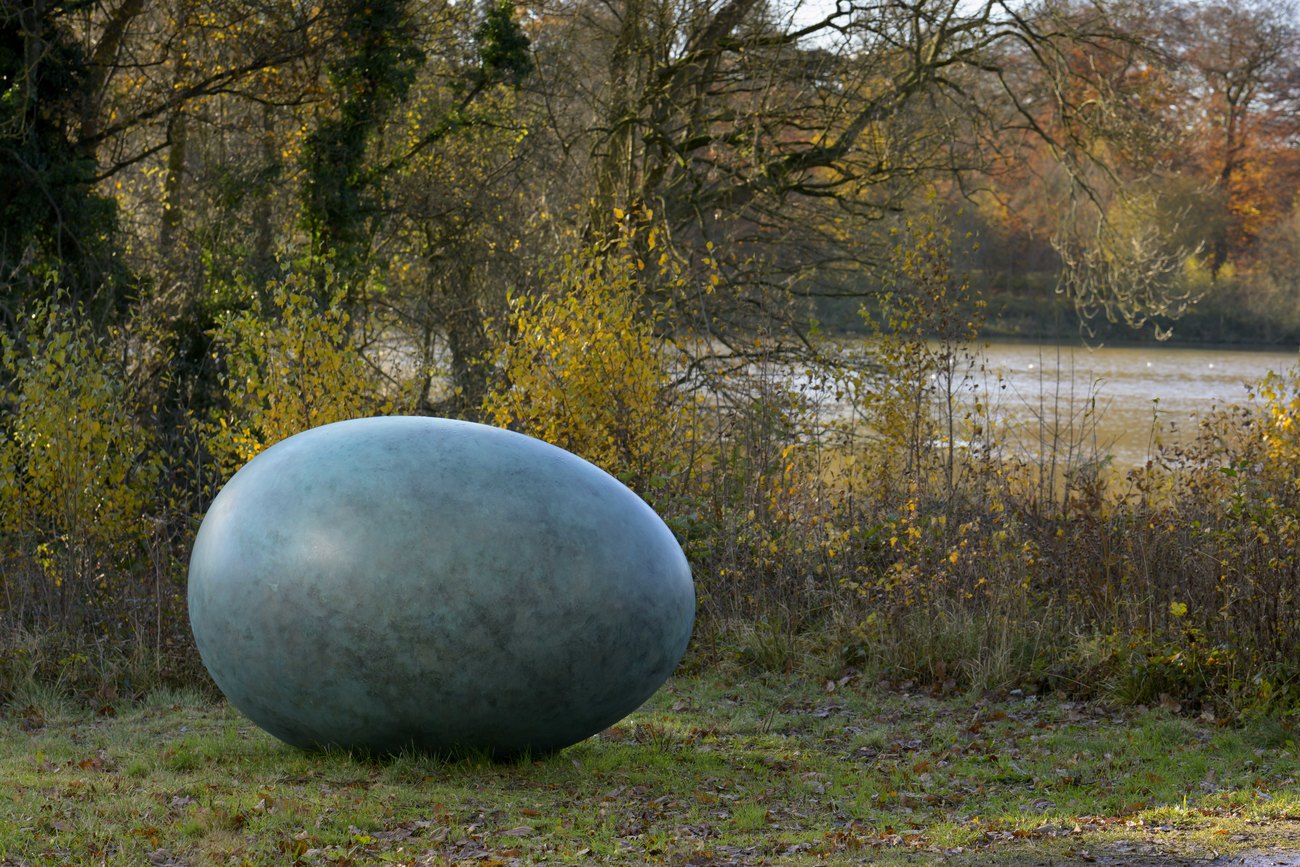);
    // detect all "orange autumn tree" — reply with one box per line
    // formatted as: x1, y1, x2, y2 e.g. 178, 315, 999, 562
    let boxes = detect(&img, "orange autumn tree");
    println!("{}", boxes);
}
1164, 0, 1300, 277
